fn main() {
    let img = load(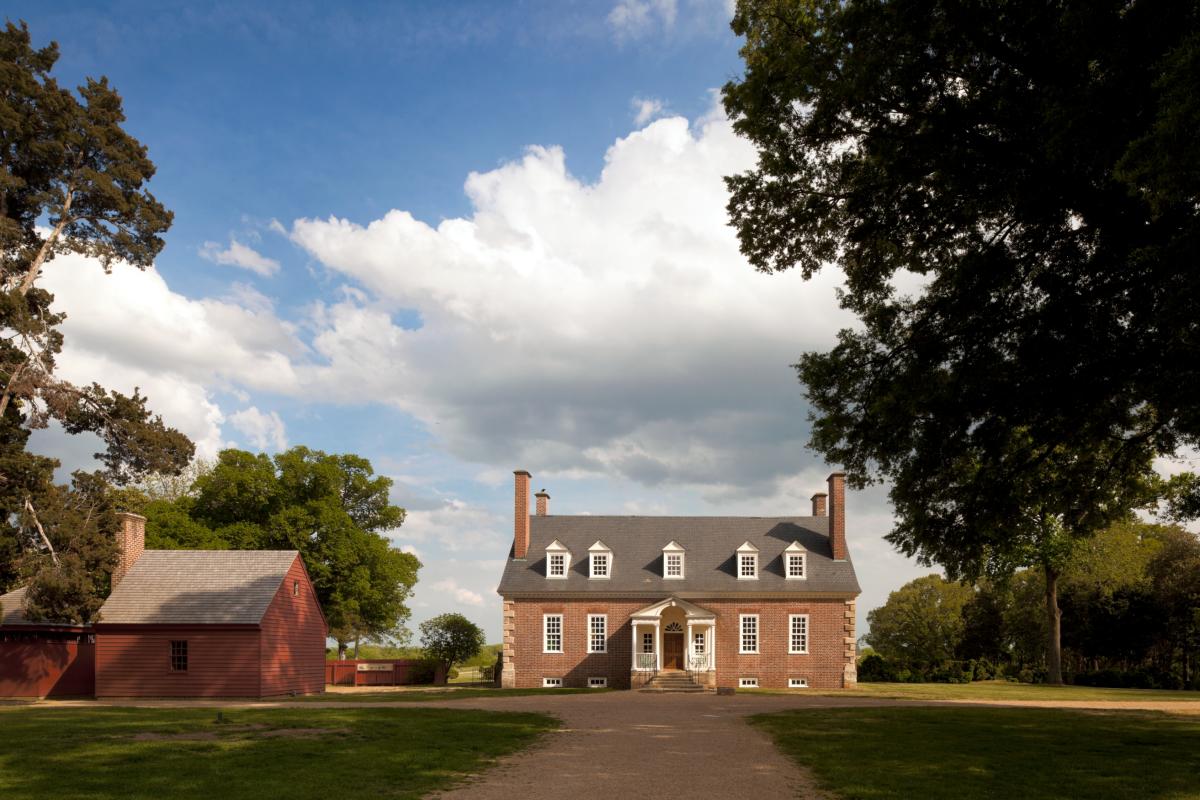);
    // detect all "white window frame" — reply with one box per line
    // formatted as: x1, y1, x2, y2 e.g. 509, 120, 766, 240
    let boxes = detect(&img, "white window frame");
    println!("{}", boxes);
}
739, 614, 759, 654
589, 552, 609, 579
789, 614, 809, 654
664, 552, 684, 579
588, 614, 607, 653
543, 614, 563, 653
739, 677, 758, 688
692, 631, 706, 655
546, 540, 570, 579
588, 676, 608, 688
542, 677, 562, 688
547, 553, 567, 578
736, 542, 759, 580
786, 551, 807, 580
641, 631, 654, 653
789, 678, 809, 688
